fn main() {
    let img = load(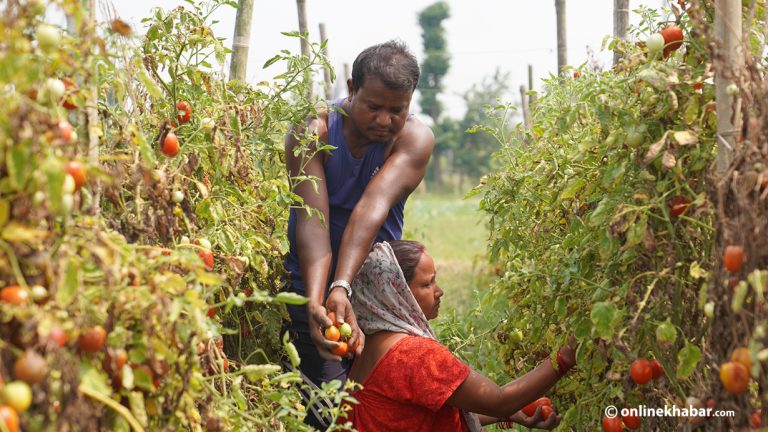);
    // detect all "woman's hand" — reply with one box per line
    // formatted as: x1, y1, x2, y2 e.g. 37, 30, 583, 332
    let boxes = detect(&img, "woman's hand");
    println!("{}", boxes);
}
325, 287, 365, 356
502, 406, 561, 430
